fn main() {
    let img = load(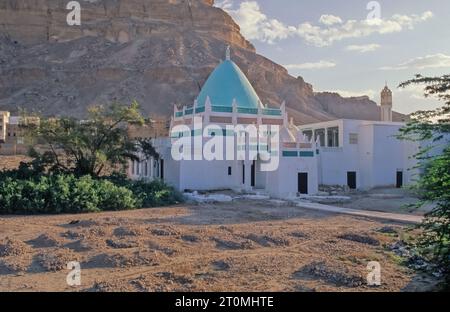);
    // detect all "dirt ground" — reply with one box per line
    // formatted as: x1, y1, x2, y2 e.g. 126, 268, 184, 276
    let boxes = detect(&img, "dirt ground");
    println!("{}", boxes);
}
0, 155, 439, 292
0, 200, 440, 292
339, 188, 431, 216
